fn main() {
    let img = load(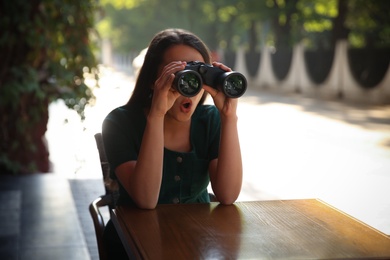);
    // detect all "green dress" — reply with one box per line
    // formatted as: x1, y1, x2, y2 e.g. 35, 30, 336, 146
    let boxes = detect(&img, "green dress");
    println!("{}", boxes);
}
102, 104, 221, 206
